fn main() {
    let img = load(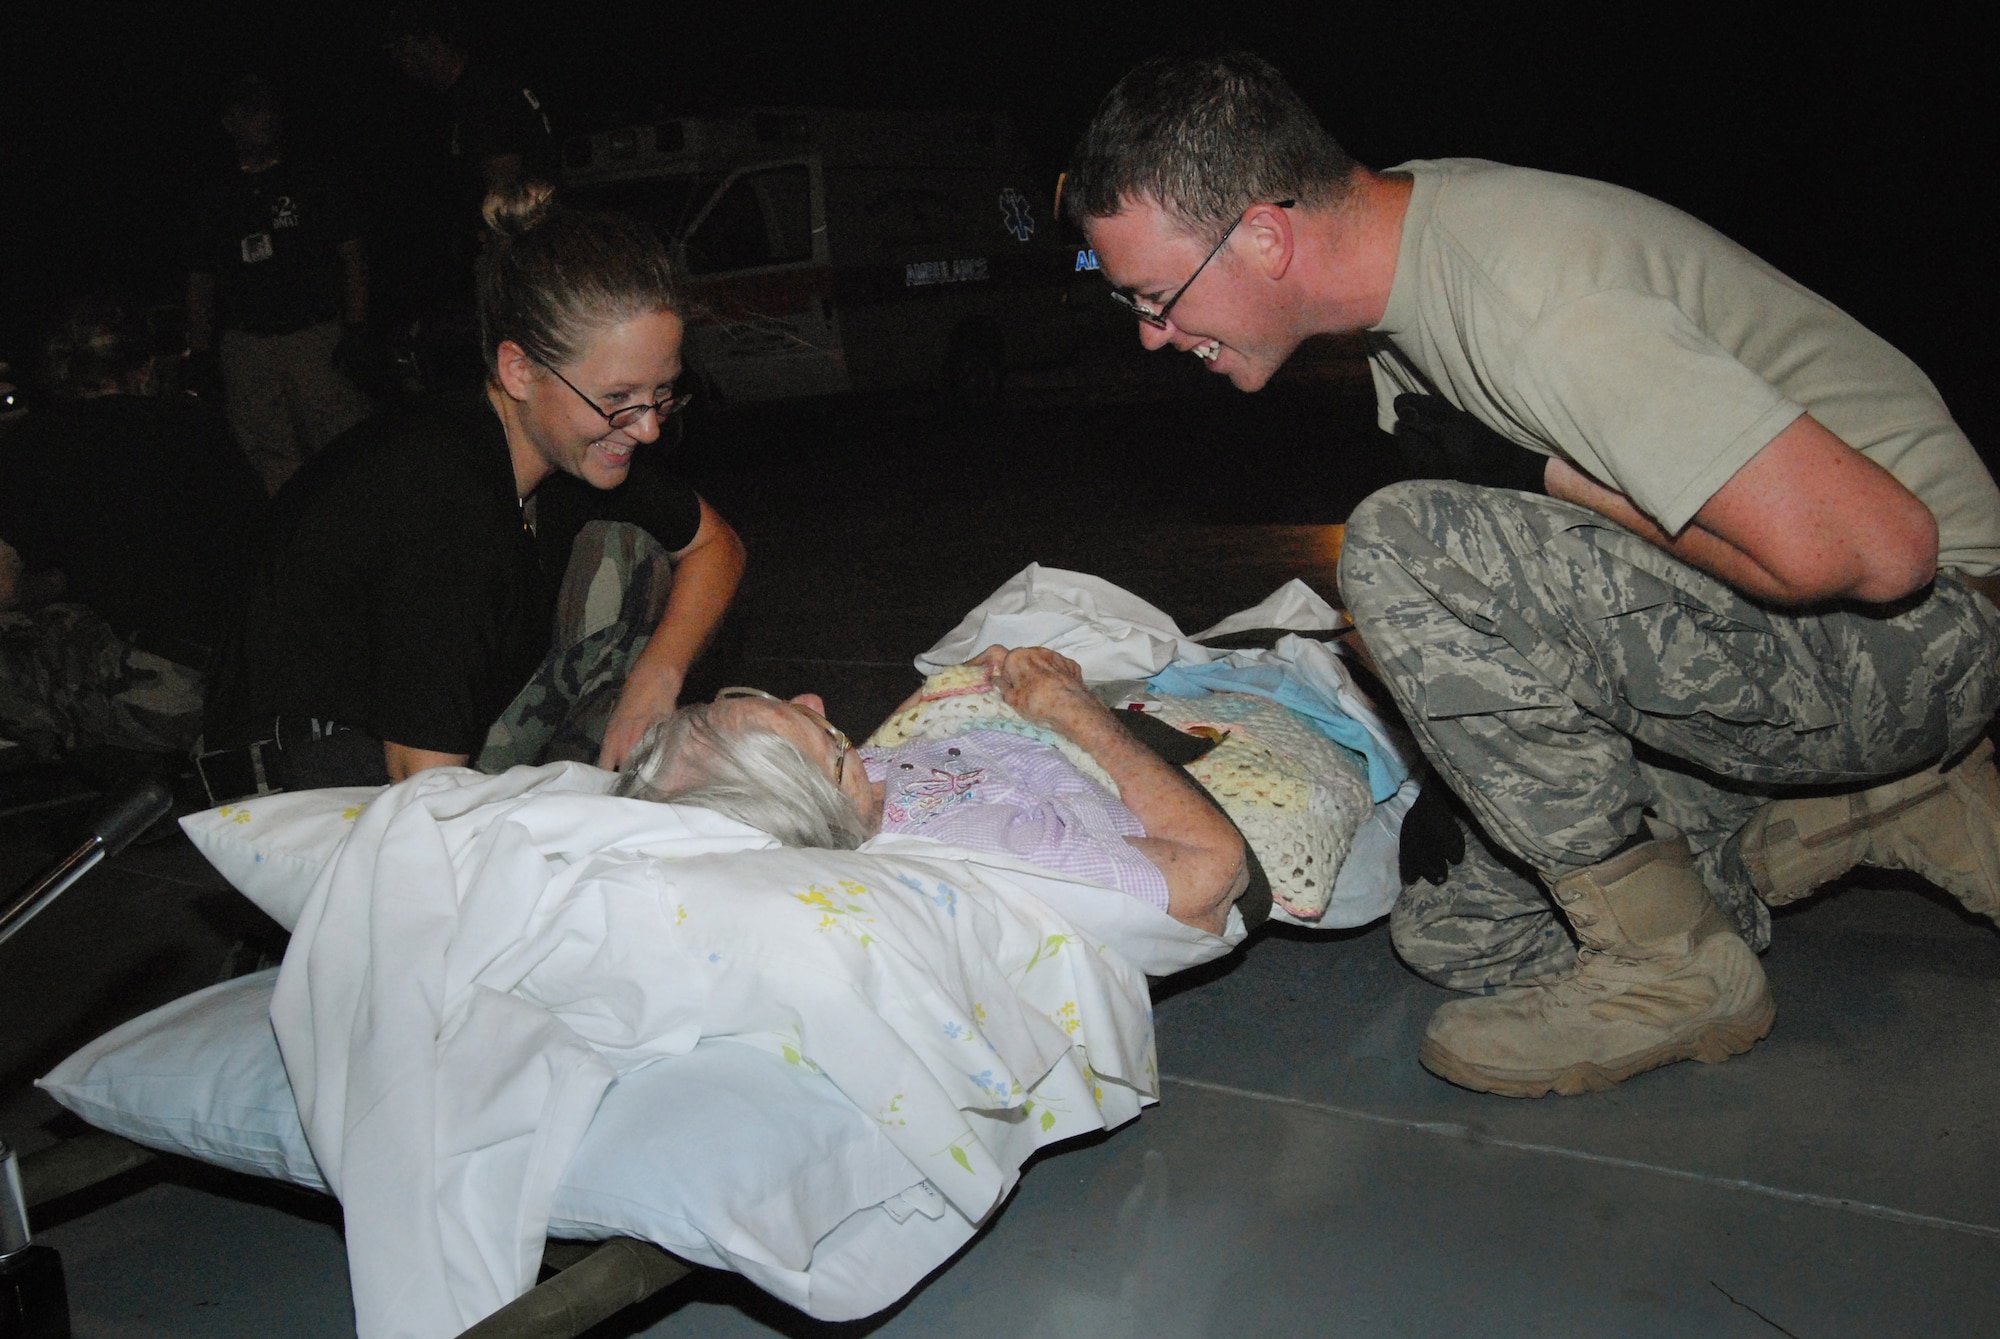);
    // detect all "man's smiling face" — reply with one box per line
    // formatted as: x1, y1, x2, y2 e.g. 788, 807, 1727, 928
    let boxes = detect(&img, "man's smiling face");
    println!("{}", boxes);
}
1085, 197, 1300, 393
